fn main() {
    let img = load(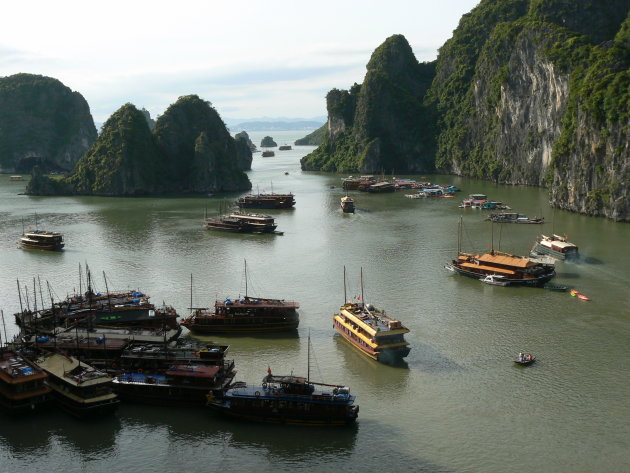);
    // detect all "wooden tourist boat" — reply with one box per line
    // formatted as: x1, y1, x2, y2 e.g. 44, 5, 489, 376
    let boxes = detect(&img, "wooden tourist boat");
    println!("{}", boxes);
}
333, 268, 410, 363
181, 261, 299, 334
9, 175, 24, 181
203, 210, 281, 234
446, 219, 555, 287
261, 150, 275, 157
236, 193, 295, 209
33, 352, 119, 418
0, 348, 51, 412
340, 195, 355, 213
278, 145, 292, 150
207, 337, 359, 426
19, 230, 64, 251
532, 234, 579, 261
